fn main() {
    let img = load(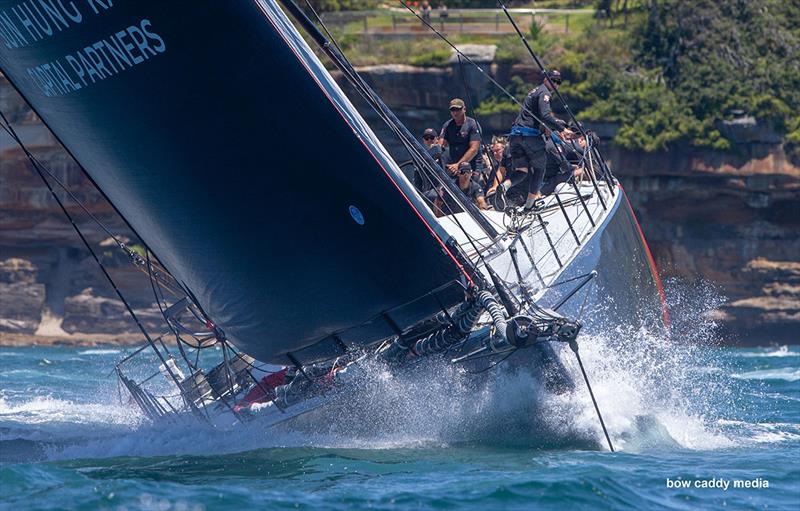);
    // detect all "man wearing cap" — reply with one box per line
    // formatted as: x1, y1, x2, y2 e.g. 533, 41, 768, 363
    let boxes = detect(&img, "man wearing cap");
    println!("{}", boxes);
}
508, 70, 572, 211
413, 128, 443, 192
438, 98, 482, 176
421, 127, 443, 164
